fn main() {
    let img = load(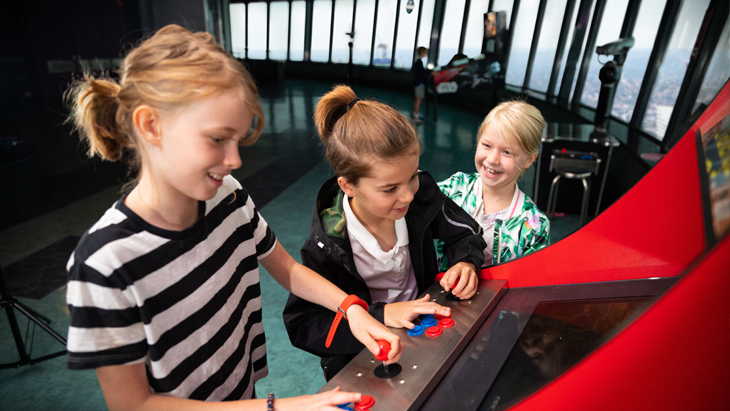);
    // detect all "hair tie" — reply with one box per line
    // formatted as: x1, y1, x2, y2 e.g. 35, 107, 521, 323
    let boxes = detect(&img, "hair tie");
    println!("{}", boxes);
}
348, 98, 360, 111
